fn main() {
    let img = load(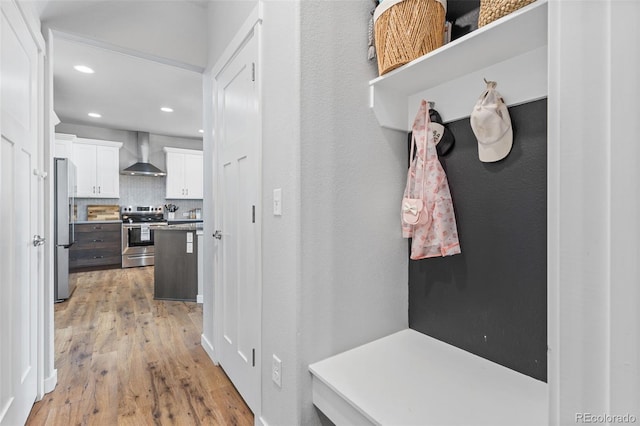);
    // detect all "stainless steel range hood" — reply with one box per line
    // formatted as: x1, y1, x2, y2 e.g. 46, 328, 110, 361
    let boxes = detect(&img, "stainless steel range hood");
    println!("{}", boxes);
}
121, 132, 166, 176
